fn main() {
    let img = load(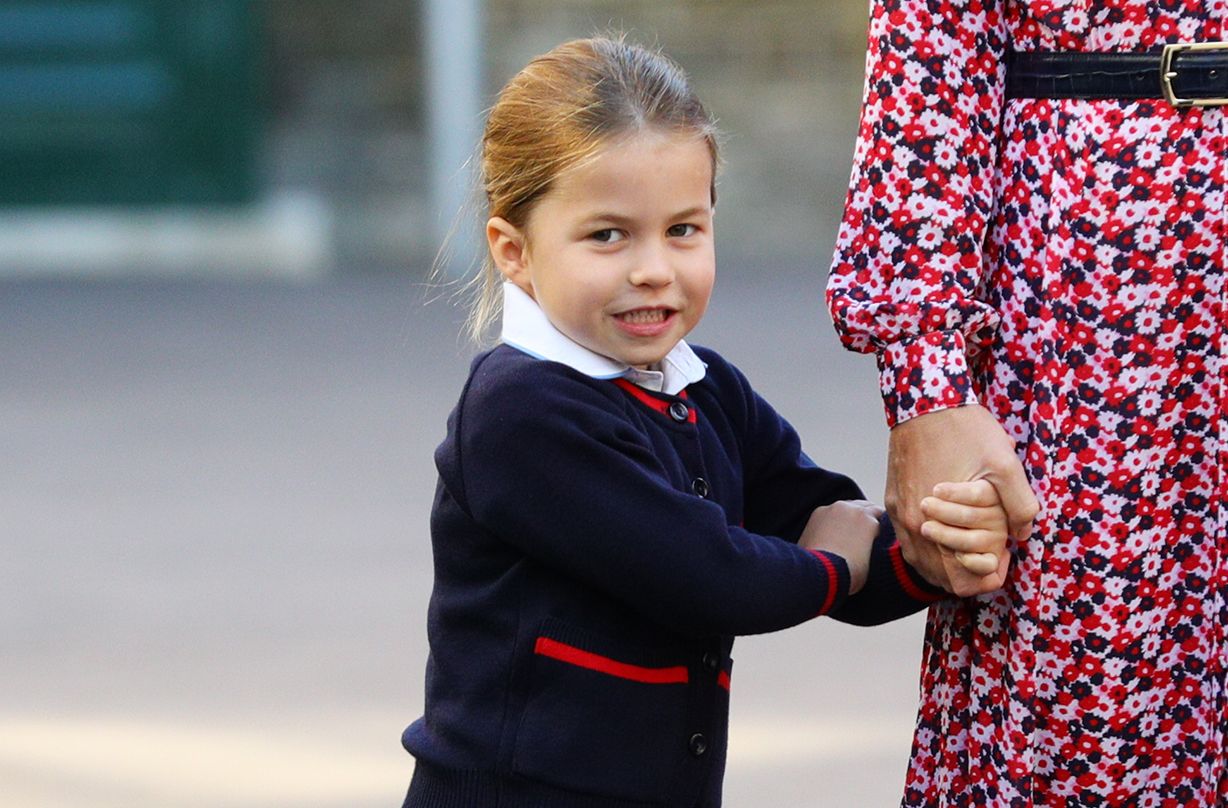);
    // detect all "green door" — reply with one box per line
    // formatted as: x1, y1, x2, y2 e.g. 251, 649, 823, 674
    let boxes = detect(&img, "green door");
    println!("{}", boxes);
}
0, 1, 260, 206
